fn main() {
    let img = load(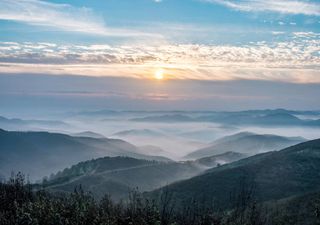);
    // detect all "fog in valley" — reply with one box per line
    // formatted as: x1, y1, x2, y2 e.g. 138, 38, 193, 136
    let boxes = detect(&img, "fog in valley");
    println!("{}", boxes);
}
2, 110, 320, 161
